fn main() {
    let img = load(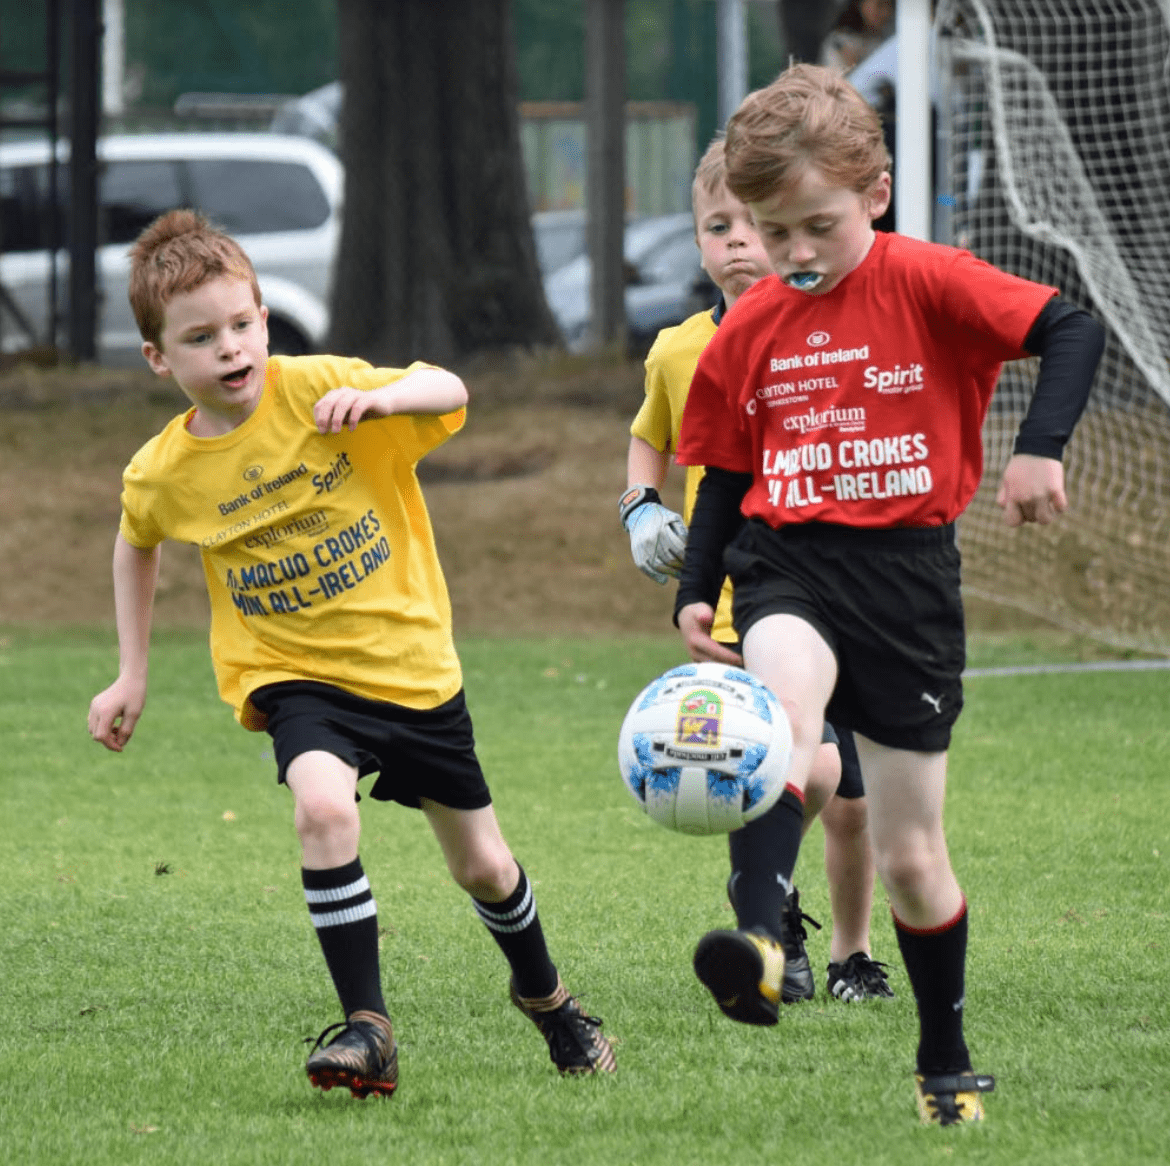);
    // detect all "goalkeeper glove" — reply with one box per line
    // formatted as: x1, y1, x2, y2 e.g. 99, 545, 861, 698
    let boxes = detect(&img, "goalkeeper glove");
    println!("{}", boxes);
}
619, 485, 688, 585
